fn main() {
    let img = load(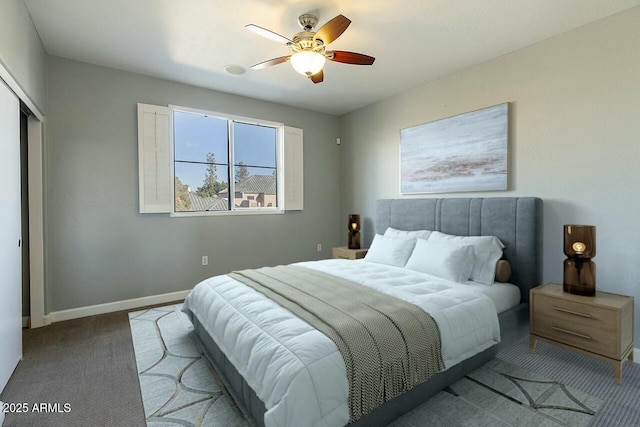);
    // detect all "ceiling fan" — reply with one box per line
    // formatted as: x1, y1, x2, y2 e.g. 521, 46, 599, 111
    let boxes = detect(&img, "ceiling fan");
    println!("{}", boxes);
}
246, 13, 375, 84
